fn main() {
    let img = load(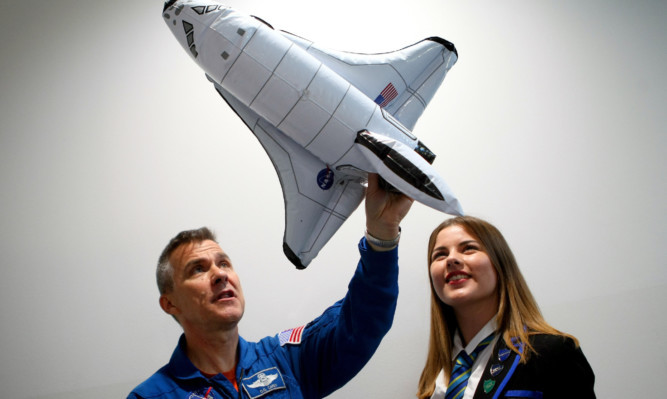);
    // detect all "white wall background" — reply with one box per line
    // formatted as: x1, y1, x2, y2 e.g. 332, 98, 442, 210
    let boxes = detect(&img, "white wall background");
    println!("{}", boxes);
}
1, 0, 665, 398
